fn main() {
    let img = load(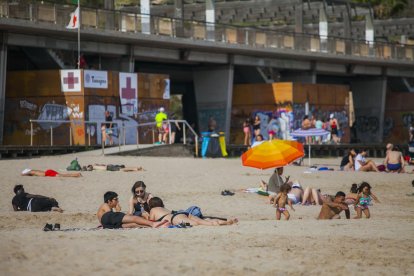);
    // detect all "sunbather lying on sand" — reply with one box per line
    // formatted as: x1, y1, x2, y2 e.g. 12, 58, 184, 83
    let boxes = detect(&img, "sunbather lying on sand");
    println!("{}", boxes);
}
85, 164, 144, 172
97, 191, 169, 229
148, 197, 238, 226
21, 168, 82, 177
